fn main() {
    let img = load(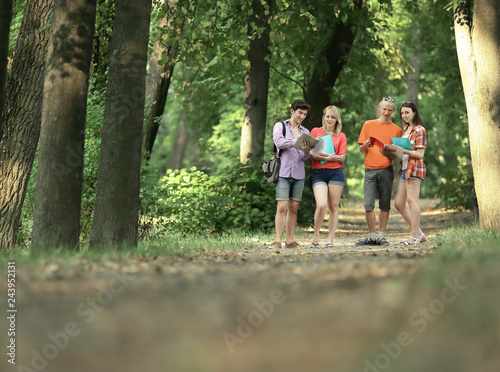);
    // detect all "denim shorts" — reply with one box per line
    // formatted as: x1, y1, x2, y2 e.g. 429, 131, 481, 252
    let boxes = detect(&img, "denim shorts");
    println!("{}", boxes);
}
400, 169, 423, 182
364, 166, 394, 211
276, 177, 305, 201
312, 168, 345, 188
